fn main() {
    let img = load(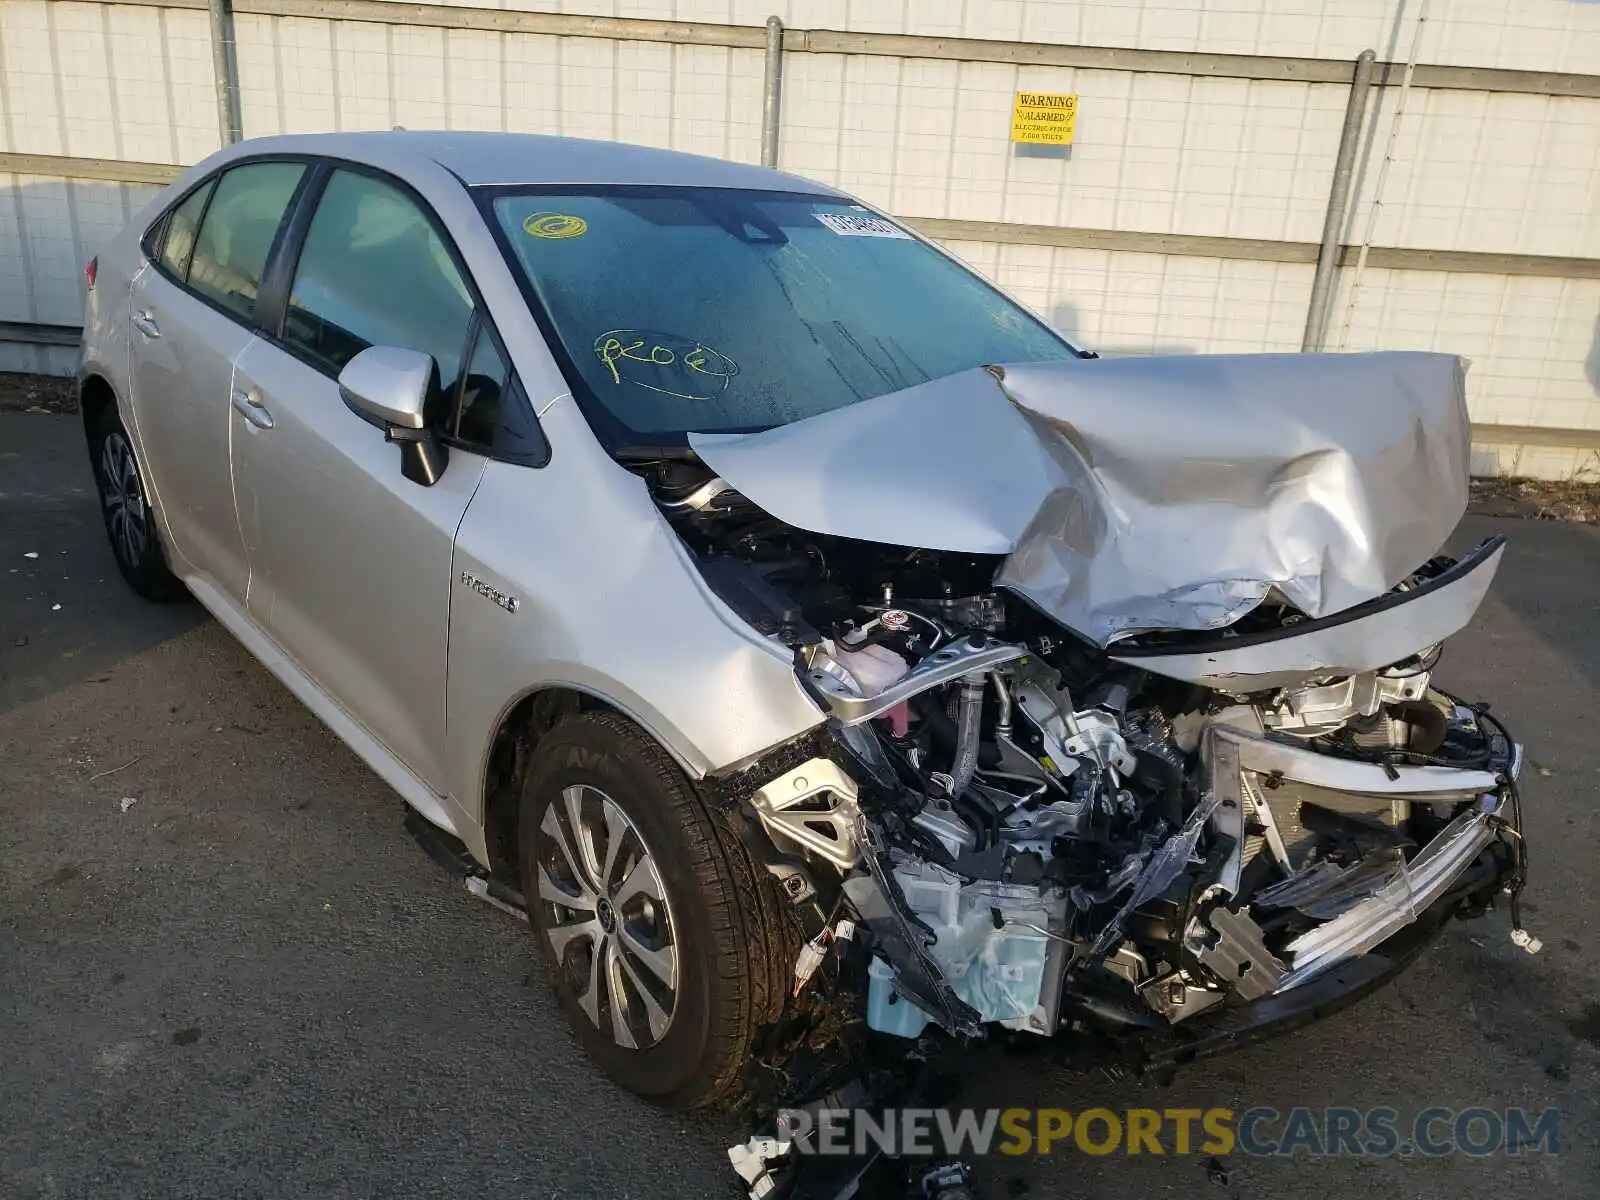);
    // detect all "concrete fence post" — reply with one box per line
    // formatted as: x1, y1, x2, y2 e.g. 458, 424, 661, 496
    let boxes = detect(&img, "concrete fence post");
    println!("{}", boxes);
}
1302, 49, 1377, 352
208, 0, 244, 145
761, 16, 785, 167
